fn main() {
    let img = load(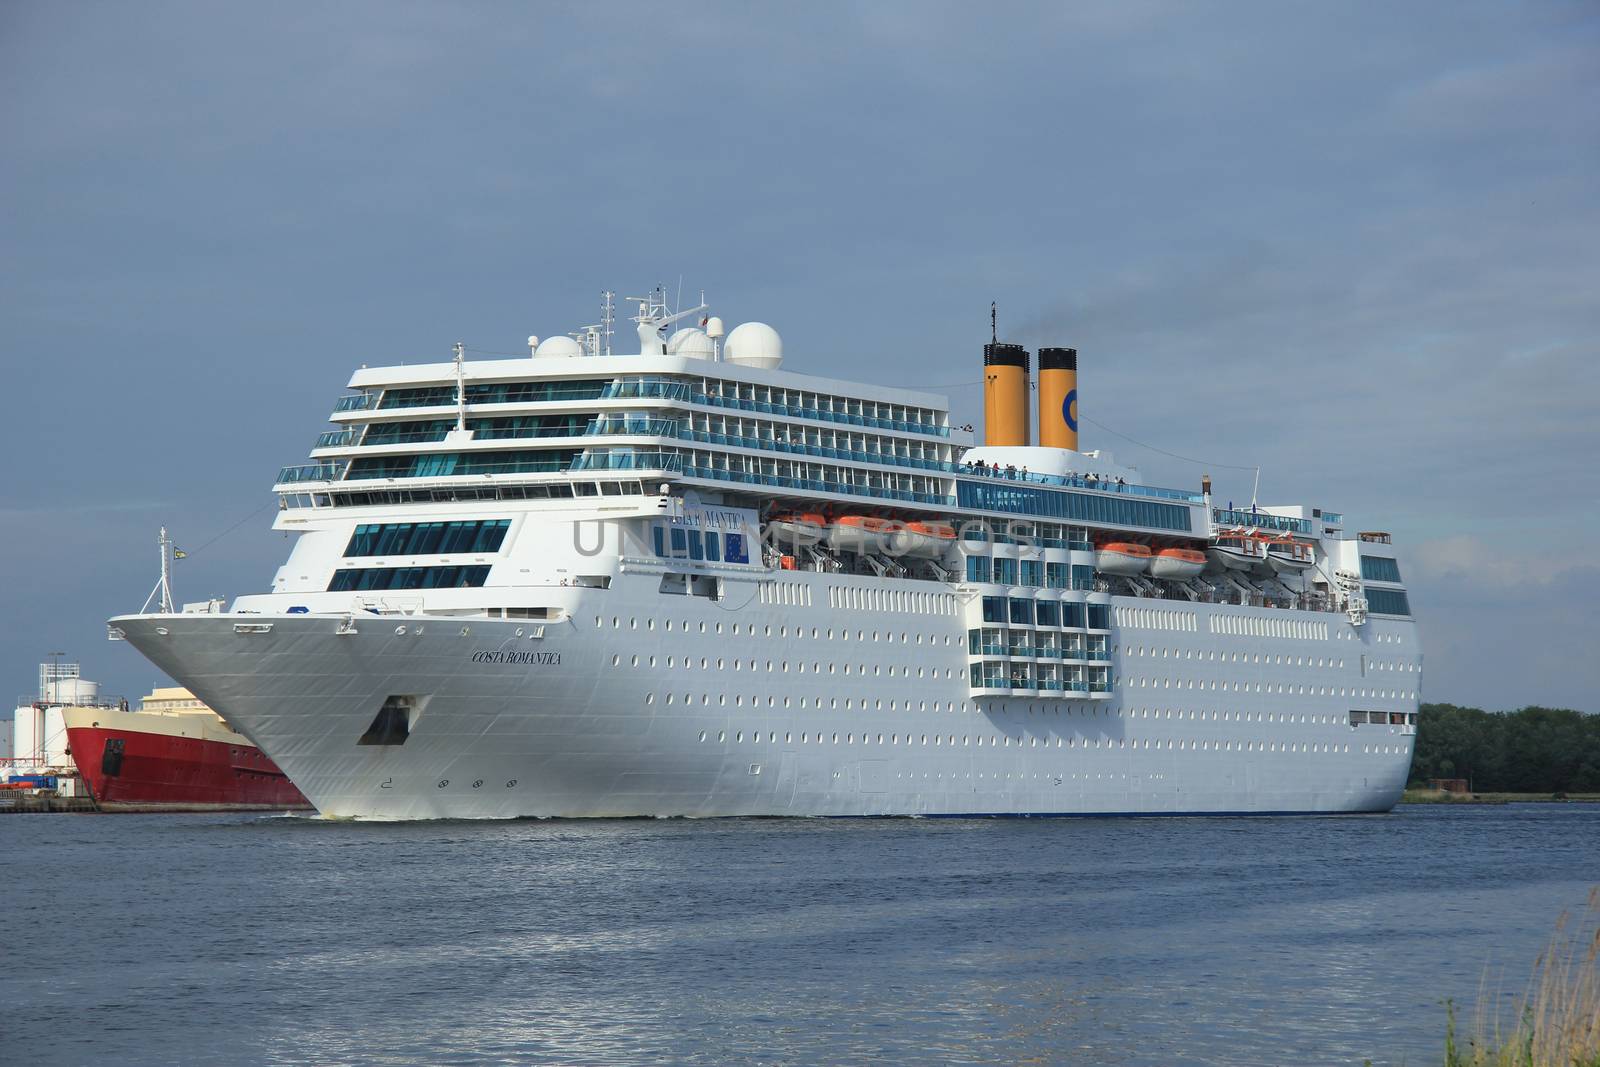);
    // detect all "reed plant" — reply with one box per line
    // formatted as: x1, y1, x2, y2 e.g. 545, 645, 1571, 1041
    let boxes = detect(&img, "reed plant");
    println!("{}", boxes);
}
1443, 887, 1600, 1067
